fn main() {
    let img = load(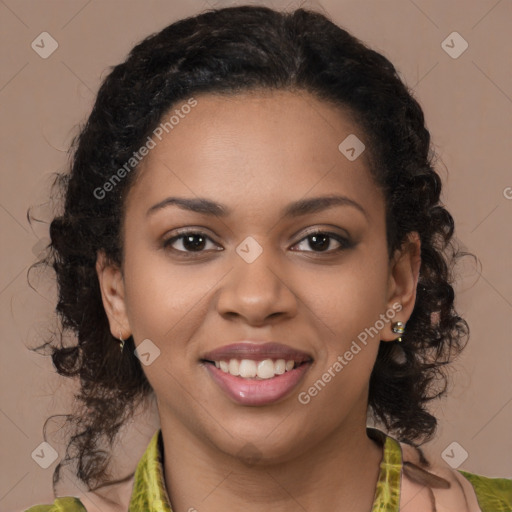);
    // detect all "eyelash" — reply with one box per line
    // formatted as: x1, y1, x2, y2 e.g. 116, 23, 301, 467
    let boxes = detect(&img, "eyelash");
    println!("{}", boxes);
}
162, 229, 353, 258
